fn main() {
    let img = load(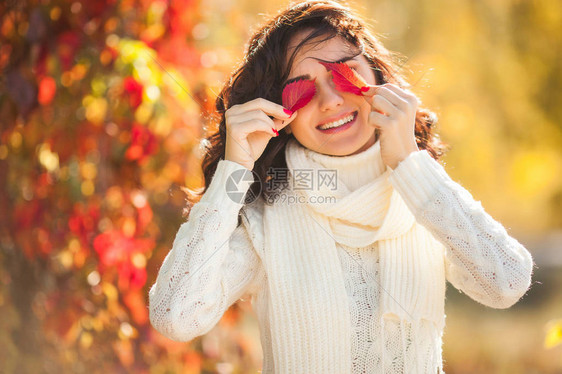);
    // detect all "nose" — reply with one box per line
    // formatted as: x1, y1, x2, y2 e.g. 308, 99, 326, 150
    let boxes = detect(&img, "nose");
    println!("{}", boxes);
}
317, 80, 344, 112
